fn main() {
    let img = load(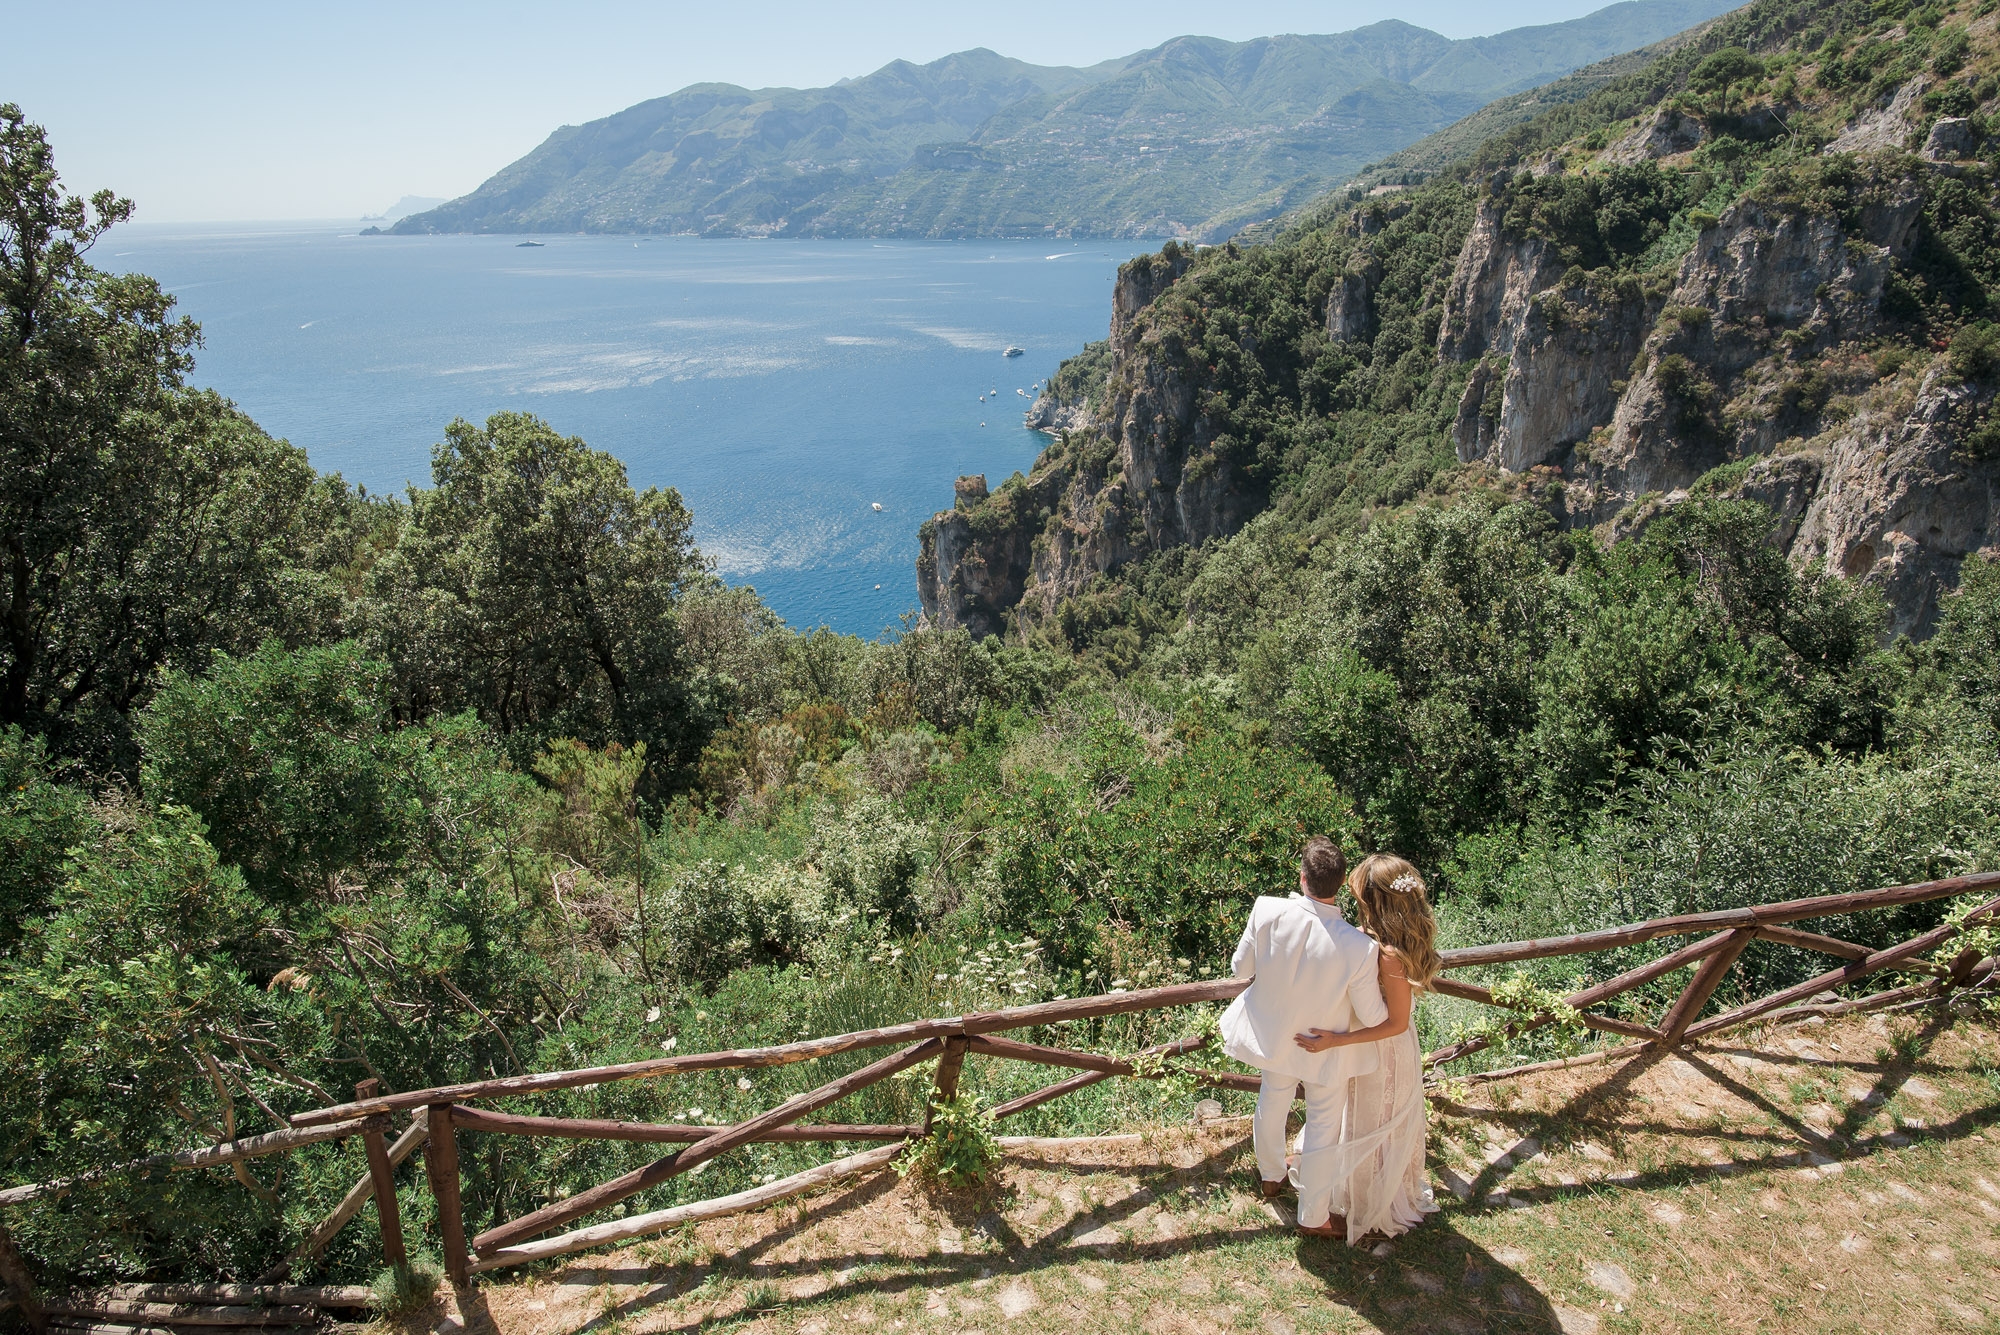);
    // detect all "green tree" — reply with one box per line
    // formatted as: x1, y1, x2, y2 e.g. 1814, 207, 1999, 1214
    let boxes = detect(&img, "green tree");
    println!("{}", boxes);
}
0, 106, 377, 768
367, 412, 715, 789
0, 725, 89, 948
1687, 47, 1765, 116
